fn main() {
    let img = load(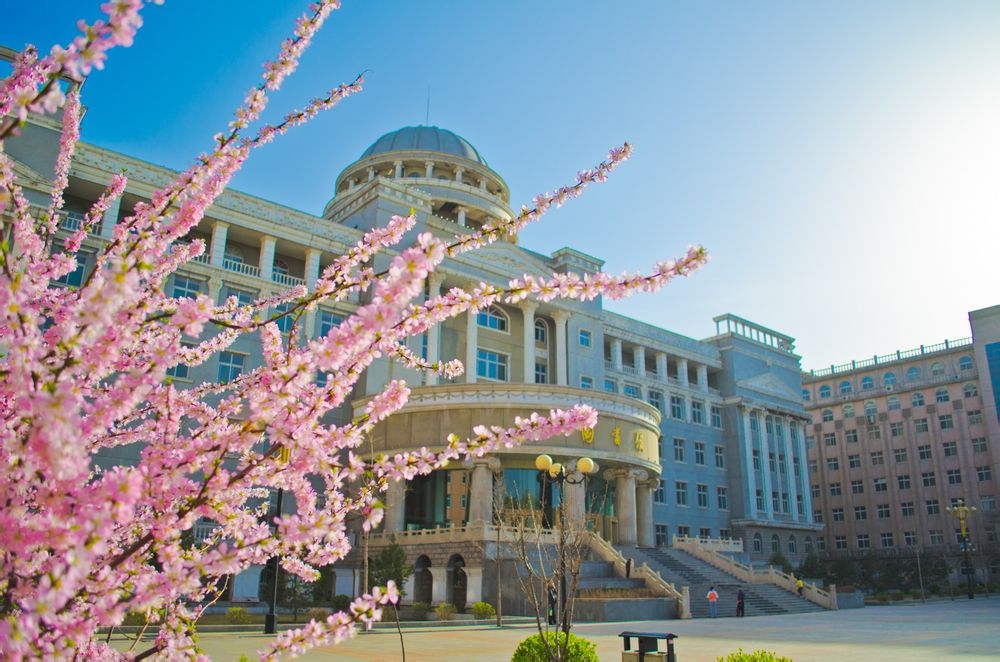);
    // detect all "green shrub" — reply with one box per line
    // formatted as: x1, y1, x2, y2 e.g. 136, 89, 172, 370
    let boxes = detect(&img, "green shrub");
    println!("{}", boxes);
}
226, 607, 252, 625
331, 594, 352, 612
717, 648, 792, 662
887, 590, 905, 602
410, 601, 430, 619
122, 611, 147, 626
511, 631, 598, 662
434, 602, 457, 620
306, 607, 331, 621
471, 601, 496, 620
